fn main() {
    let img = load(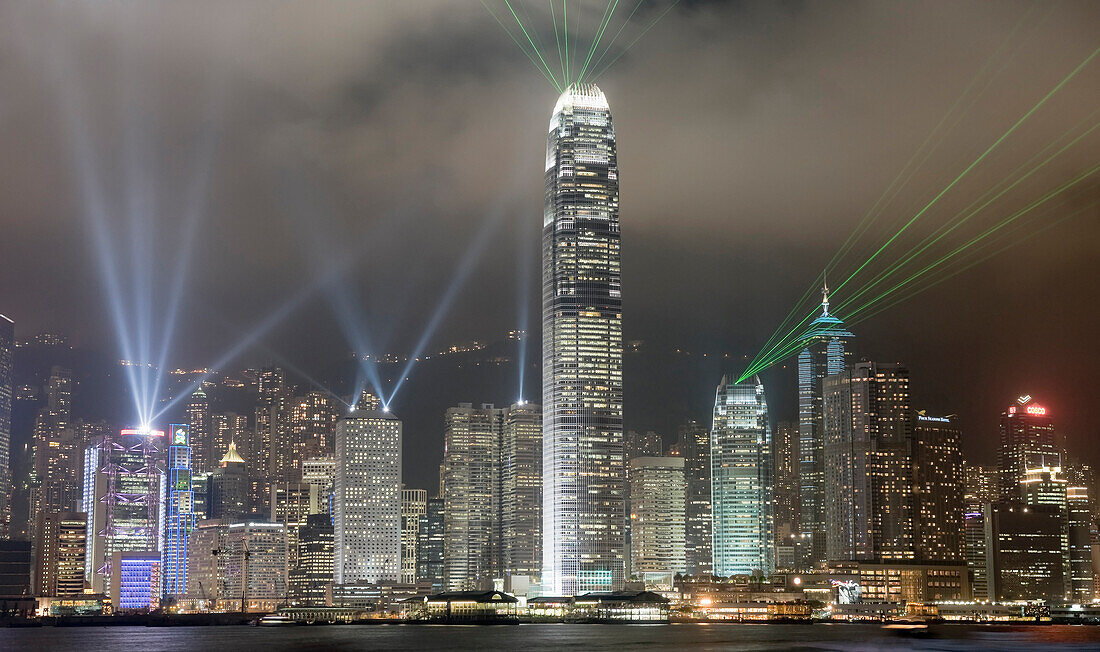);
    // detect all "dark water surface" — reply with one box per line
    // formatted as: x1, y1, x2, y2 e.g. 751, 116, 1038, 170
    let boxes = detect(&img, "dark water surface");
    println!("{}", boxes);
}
4, 623, 1100, 651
